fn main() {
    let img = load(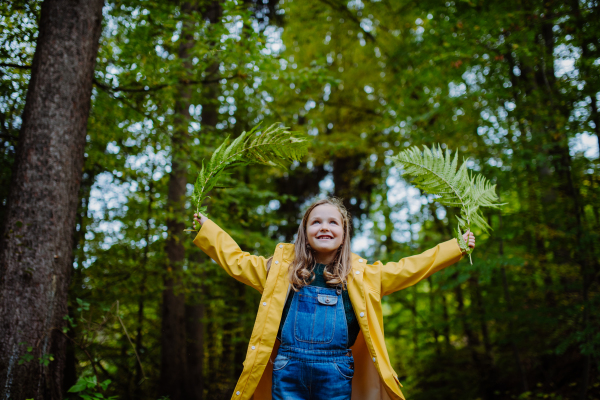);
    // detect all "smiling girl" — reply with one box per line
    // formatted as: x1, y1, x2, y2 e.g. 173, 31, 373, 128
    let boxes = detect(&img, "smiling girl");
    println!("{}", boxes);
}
192, 197, 474, 400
